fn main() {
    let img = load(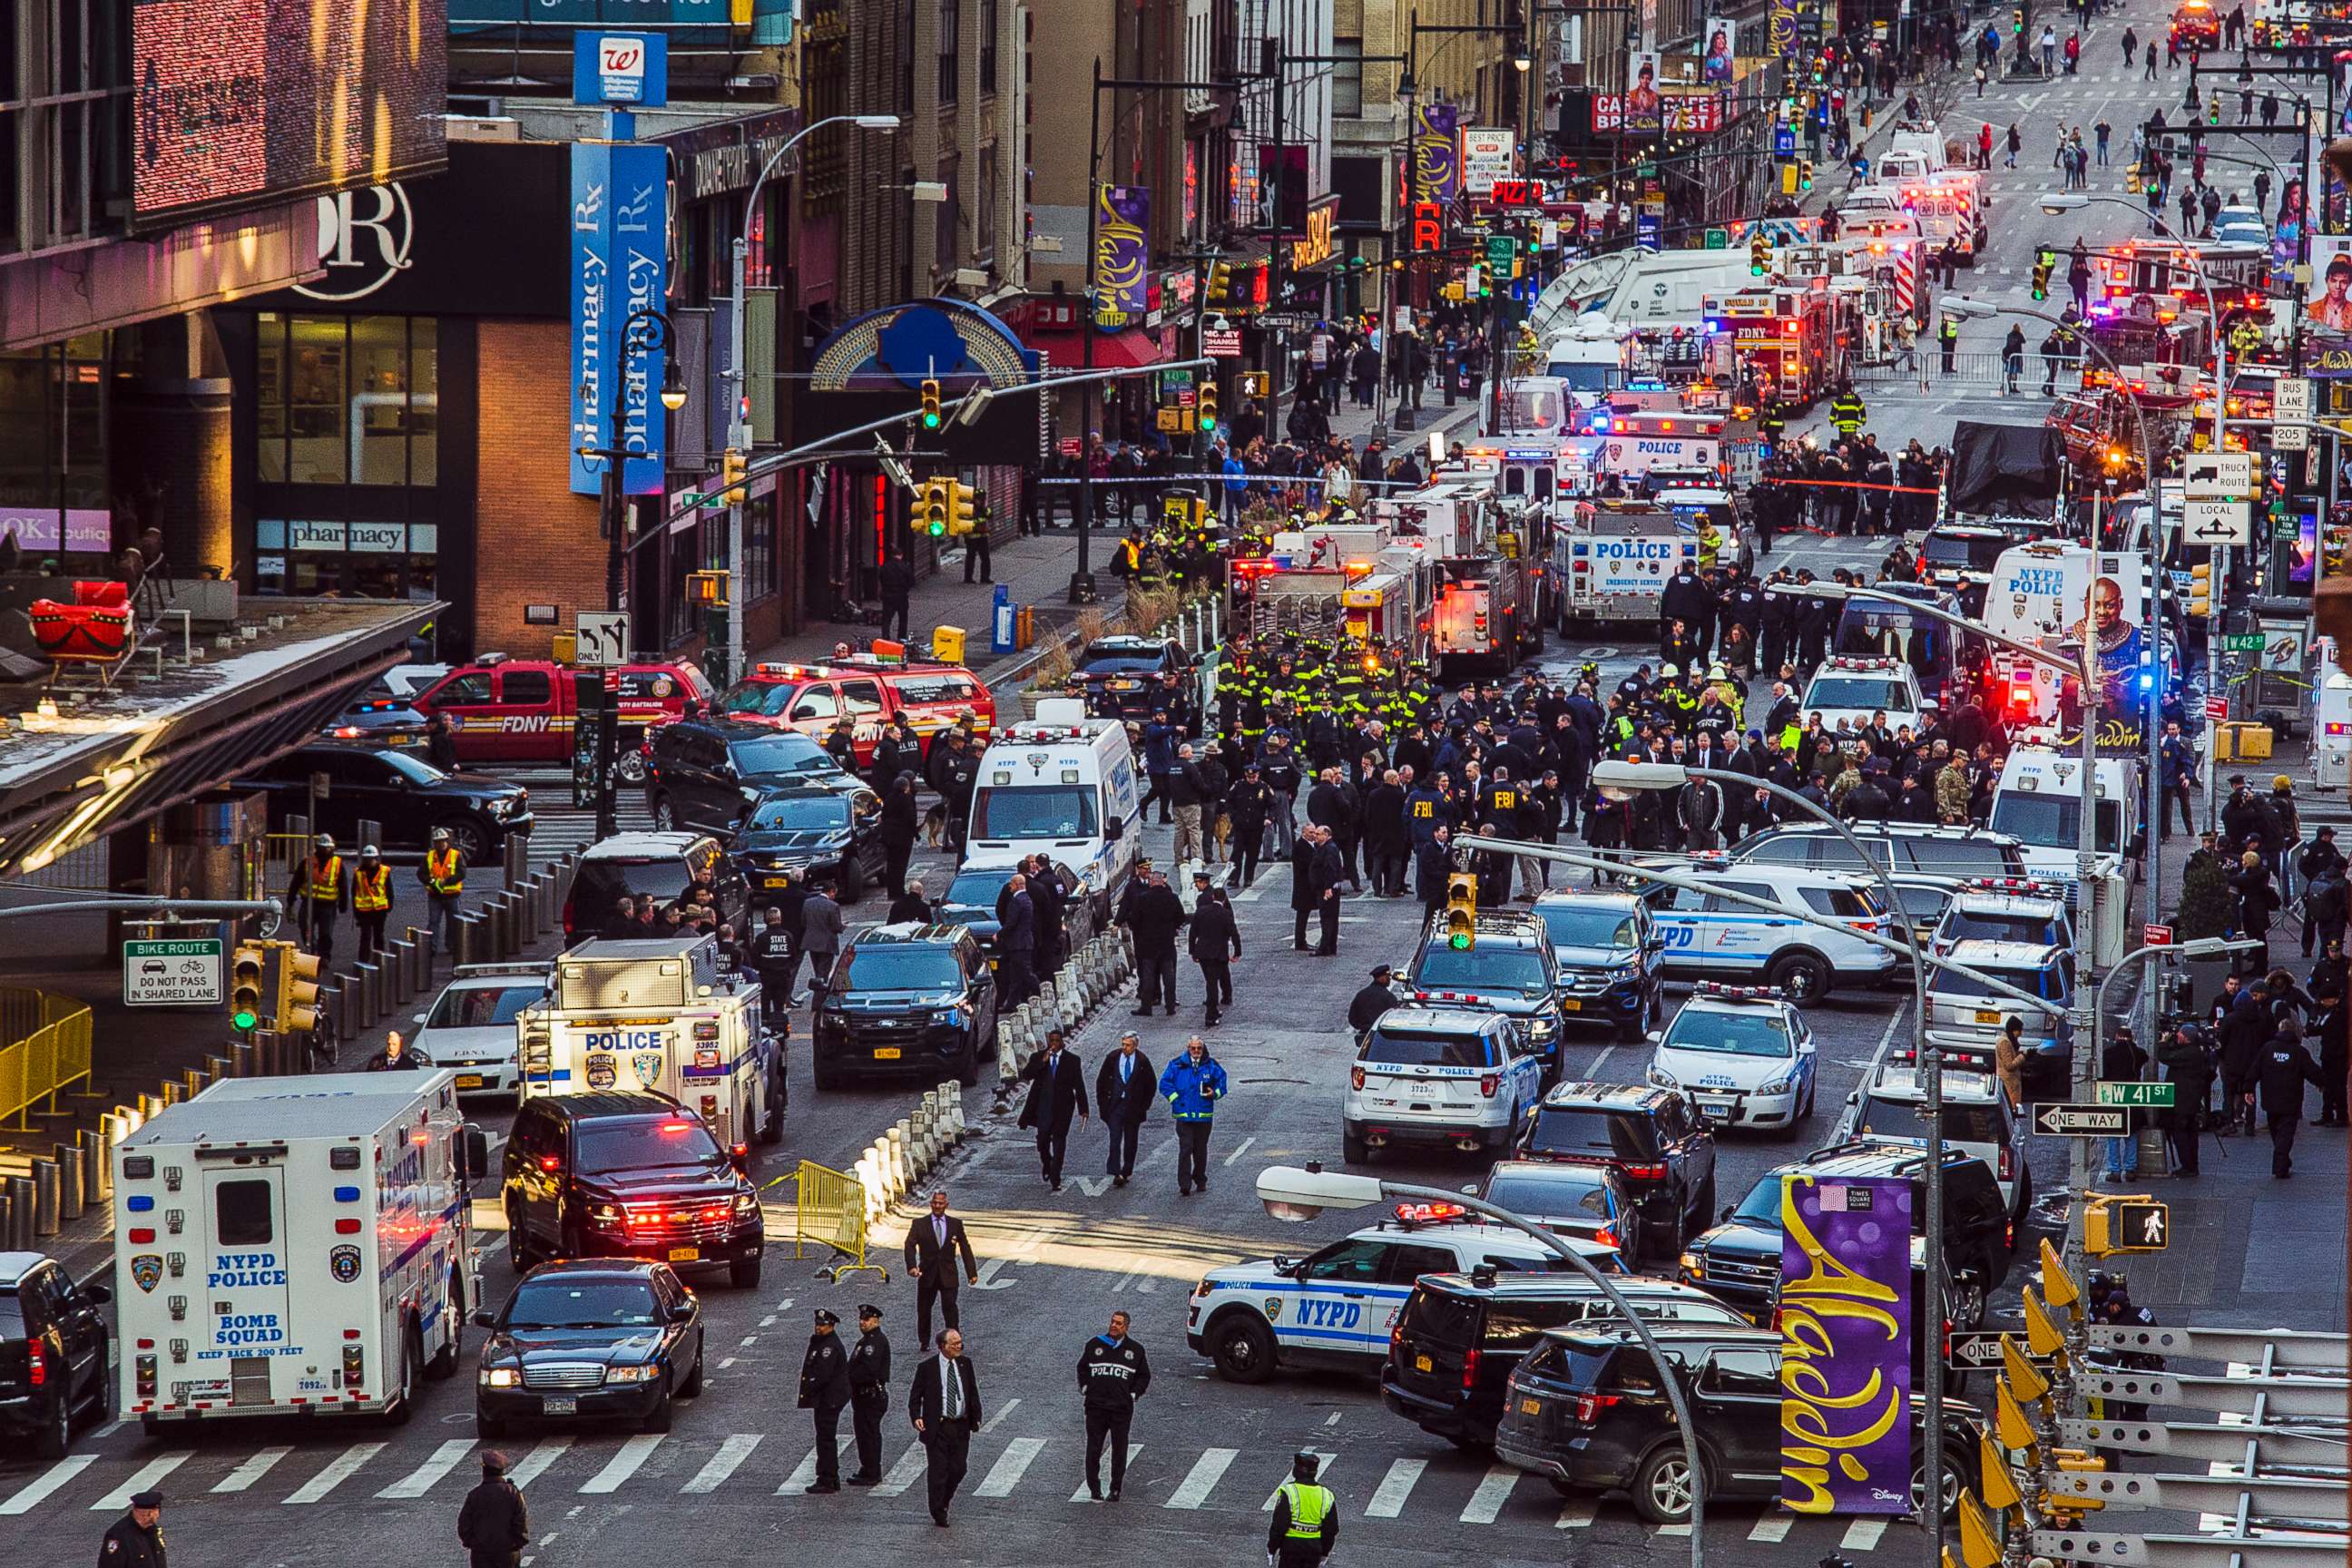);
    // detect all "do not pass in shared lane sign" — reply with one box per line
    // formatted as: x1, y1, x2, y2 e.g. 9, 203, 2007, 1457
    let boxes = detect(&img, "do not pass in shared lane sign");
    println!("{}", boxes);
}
123, 938, 223, 1005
